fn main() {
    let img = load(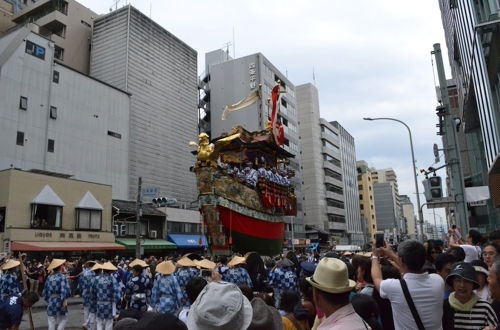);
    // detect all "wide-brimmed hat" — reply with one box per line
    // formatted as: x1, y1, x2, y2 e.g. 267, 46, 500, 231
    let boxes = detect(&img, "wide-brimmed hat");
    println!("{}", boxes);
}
187, 282, 253, 330
177, 257, 197, 267
195, 259, 216, 270
47, 259, 66, 271
446, 262, 480, 289
101, 262, 118, 272
228, 256, 246, 267
1, 259, 20, 270
471, 260, 489, 276
91, 263, 103, 271
129, 259, 148, 268
156, 261, 176, 275
306, 257, 355, 294
84, 260, 97, 267
247, 297, 282, 330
